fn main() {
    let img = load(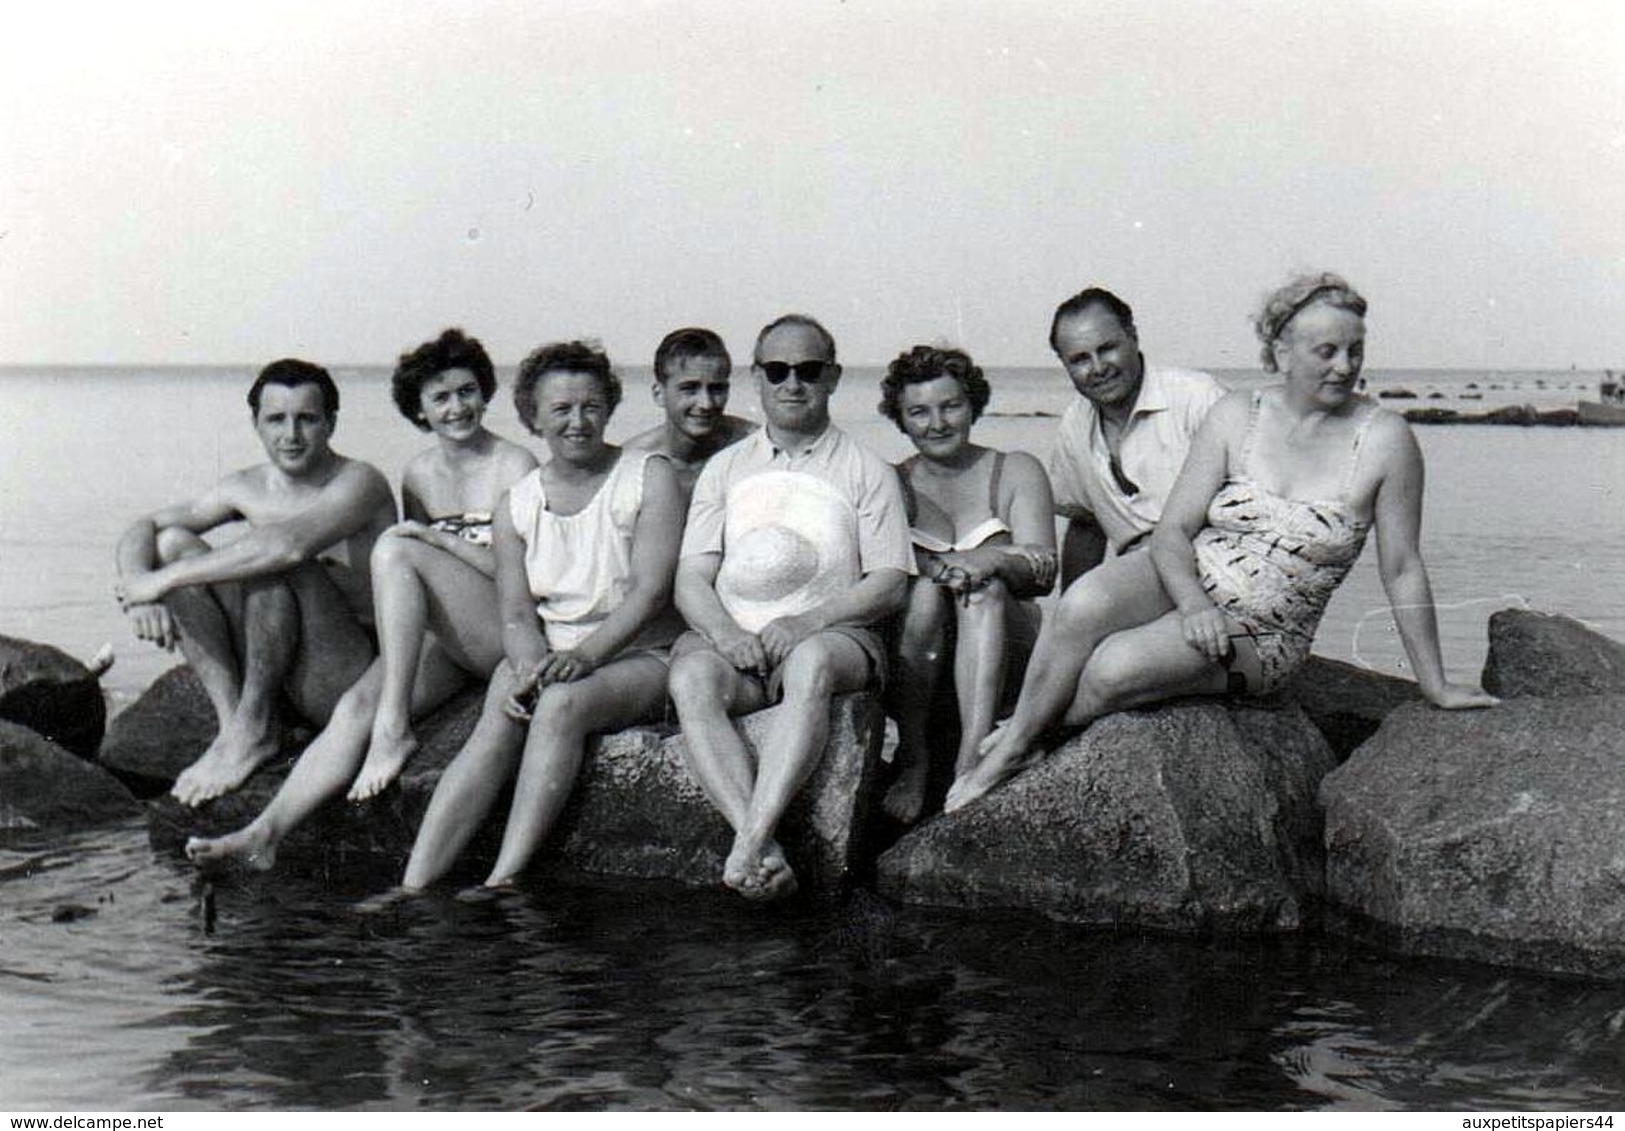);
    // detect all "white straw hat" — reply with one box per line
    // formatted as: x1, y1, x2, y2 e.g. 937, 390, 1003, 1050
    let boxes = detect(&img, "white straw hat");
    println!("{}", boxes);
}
716, 470, 861, 633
